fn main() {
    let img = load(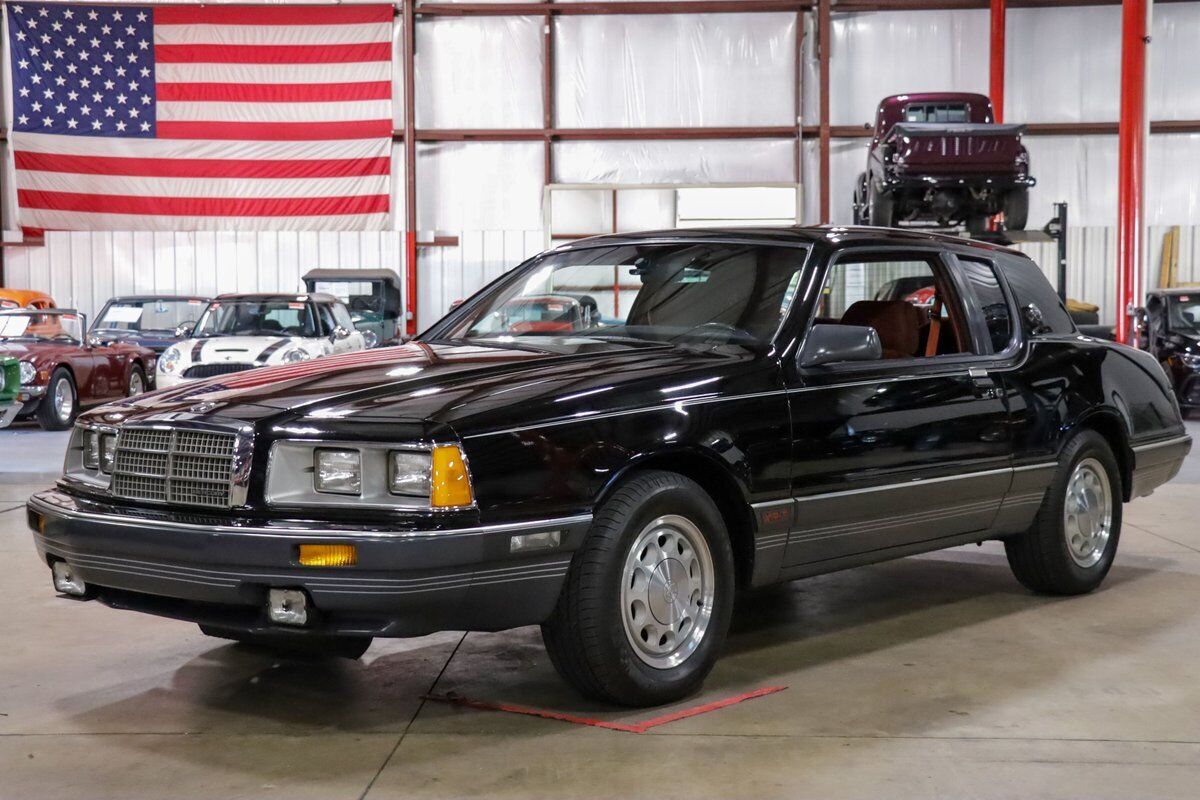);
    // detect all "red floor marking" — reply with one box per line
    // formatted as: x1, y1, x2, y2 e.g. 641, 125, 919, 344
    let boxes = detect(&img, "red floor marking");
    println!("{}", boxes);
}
423, 685, 787, 734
